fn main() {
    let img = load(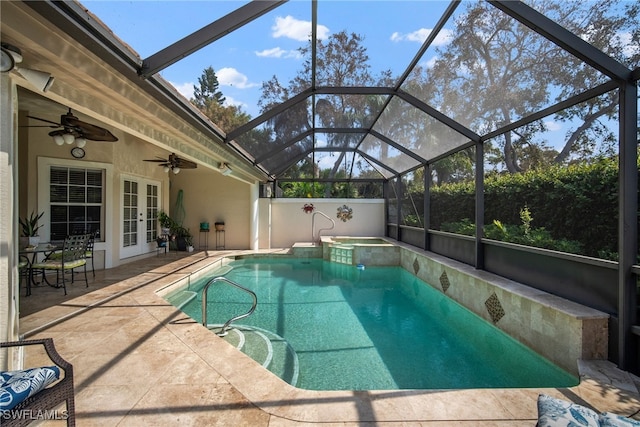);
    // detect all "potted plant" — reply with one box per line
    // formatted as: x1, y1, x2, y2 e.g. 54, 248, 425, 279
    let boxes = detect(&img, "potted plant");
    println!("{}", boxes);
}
214, 221, 225, 231
174, 226, 193, 251
19, 211, 44, 246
